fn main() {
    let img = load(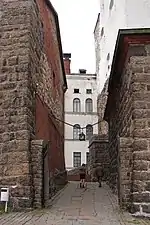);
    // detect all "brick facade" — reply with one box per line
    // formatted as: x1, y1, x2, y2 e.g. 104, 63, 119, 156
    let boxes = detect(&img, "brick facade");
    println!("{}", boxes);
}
0, 0, 67, 210
104, 29, 150, 216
